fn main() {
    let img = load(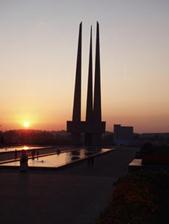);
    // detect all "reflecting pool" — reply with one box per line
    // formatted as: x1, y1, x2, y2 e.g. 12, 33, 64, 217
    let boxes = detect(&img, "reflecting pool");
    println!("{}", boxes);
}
0, 145, 48, 153
0, 148, 112, 168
